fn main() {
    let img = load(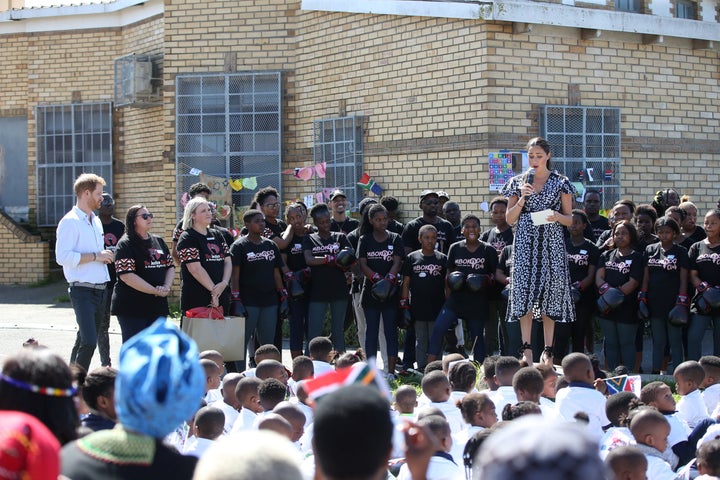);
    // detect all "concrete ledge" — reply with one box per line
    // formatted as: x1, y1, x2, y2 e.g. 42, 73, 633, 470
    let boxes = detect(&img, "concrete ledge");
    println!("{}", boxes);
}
0, 209, 41, 243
